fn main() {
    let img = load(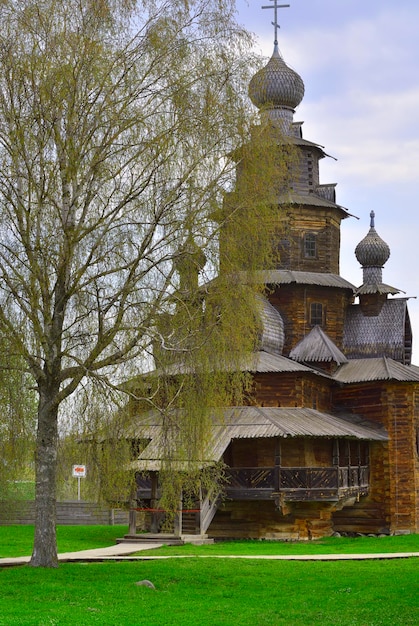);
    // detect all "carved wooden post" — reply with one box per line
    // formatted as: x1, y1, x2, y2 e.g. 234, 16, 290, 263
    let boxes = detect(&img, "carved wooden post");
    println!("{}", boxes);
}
275, 438, 281, 492
333, 439, 339, 488
128, 479, 137, 535
129, 505, 137, 536
347, 441, 352, 487
174, 491, 183, 537
150, 472, 159, 533
197, 486, 203, 535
